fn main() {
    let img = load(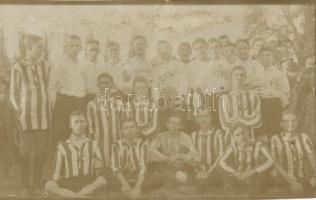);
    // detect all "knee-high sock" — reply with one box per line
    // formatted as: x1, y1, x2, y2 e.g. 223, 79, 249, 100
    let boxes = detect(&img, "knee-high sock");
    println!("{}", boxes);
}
20, 155, 30, 189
